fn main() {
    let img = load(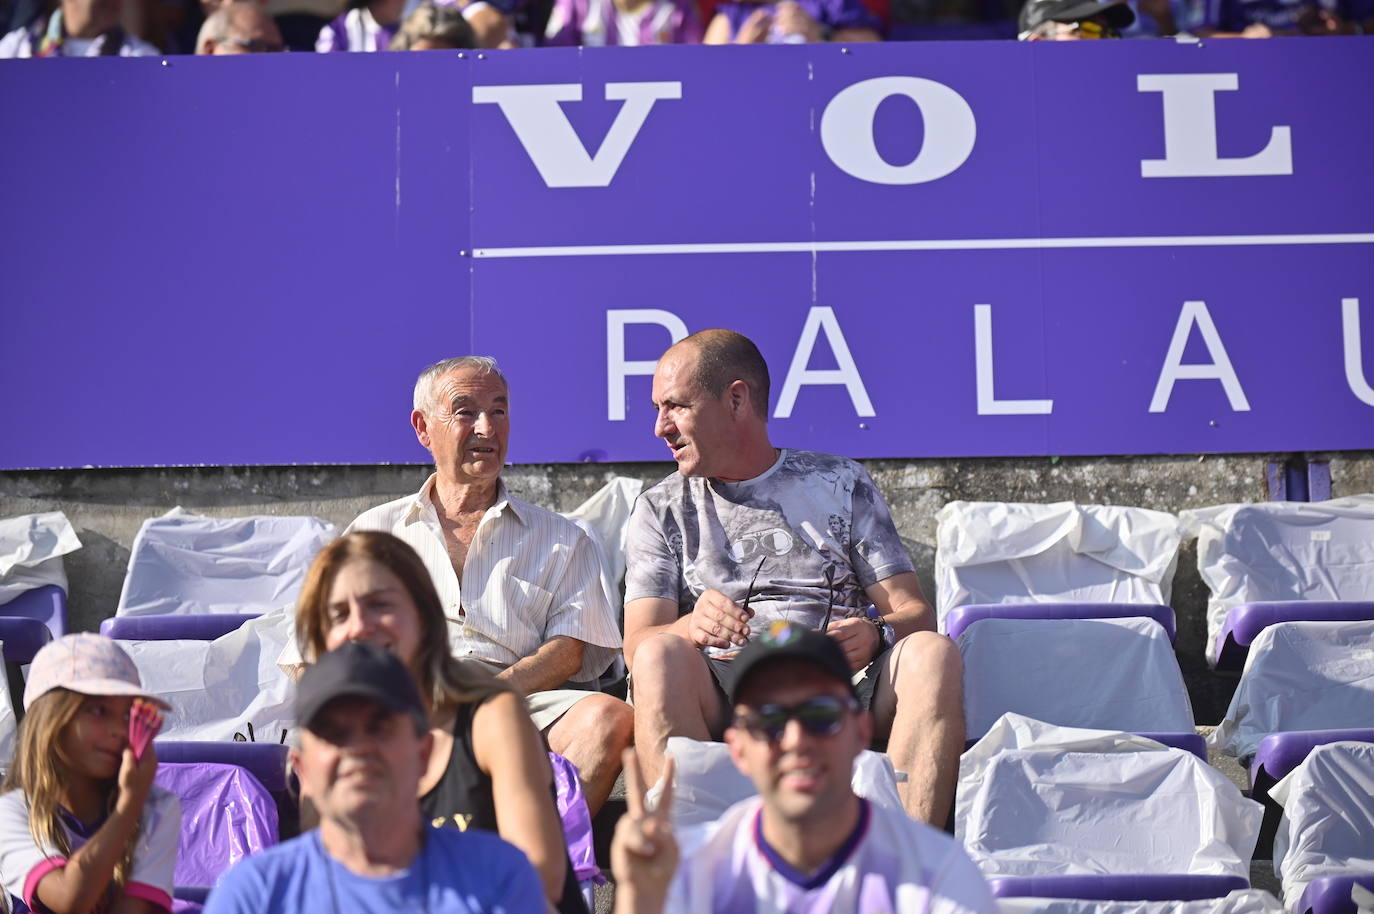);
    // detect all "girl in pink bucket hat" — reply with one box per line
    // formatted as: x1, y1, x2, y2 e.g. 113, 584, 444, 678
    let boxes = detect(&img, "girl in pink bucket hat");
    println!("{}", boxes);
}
0, 633, 181, 913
